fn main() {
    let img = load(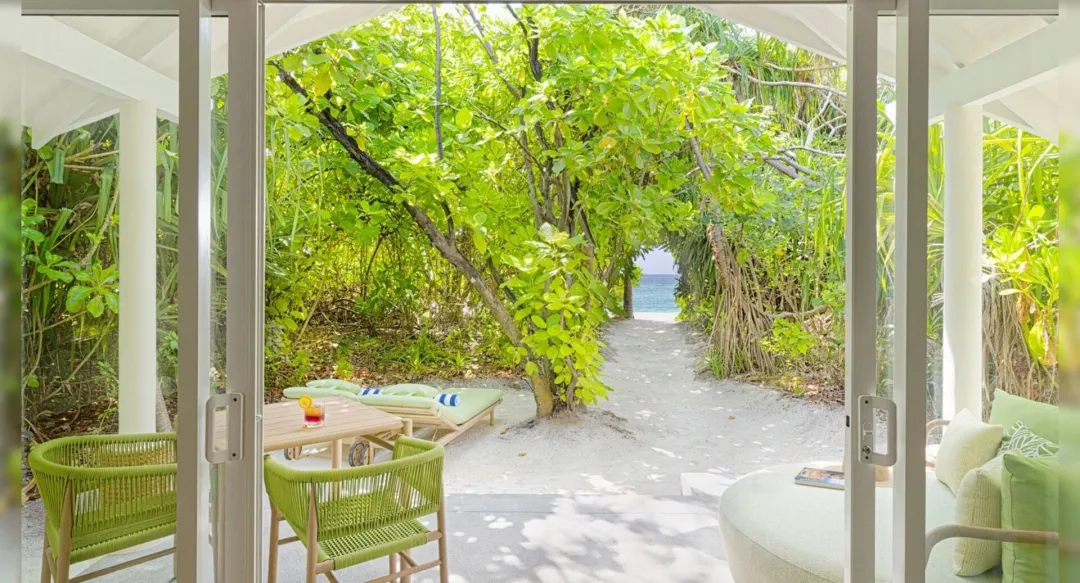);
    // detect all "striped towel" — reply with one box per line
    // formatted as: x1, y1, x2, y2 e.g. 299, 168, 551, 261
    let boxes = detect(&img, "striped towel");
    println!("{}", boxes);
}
358, 387, 381, 396
434, 393, 460, 406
